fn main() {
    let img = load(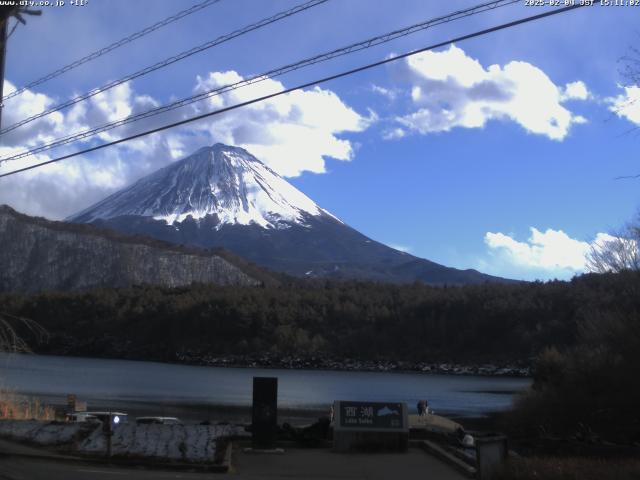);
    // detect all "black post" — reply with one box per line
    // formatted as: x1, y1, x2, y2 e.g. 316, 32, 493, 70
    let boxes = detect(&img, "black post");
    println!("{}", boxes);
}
103, 412, 113, 458
0, 14, 8, 131
252, 377, 278, 450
